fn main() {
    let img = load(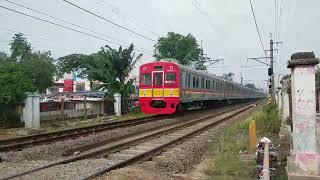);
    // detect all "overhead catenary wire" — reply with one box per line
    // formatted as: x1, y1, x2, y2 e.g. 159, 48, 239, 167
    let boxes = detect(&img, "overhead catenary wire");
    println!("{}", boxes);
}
61, 0, 157, 42
96, 0, 161, 37
248, 0, 267, 56
274, 0, 278, 41
2, 0, 152, 53
190, 0, 215, 31
0, 5, 153, 54
277, 0, 284, 43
